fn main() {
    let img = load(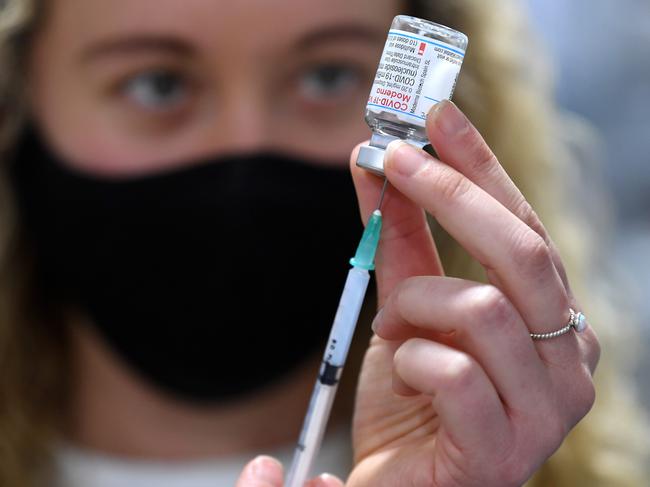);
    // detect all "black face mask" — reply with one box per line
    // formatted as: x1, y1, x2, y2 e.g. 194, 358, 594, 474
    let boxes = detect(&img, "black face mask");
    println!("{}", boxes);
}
10, 129, 363, 404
